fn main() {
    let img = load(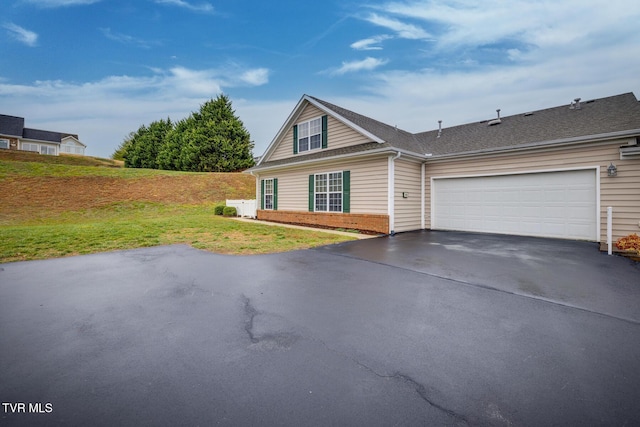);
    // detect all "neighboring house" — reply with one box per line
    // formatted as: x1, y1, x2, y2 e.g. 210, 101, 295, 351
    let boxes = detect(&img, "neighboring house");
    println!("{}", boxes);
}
246, 92, 640, 248
0, 114, 86, 156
